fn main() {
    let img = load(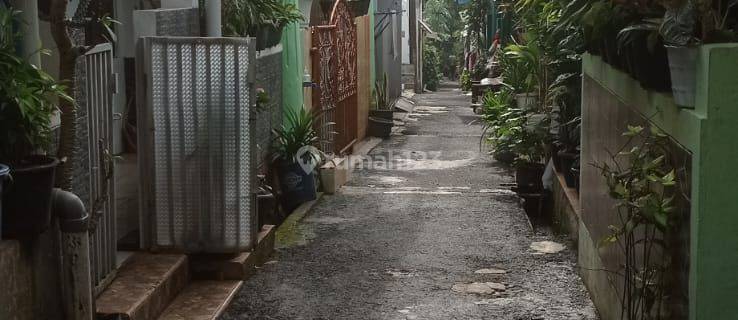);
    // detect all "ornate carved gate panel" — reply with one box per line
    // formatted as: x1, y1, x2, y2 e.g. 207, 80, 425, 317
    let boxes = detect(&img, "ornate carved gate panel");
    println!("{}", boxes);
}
311, 26, 337, 153
311, 0, 358, 154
